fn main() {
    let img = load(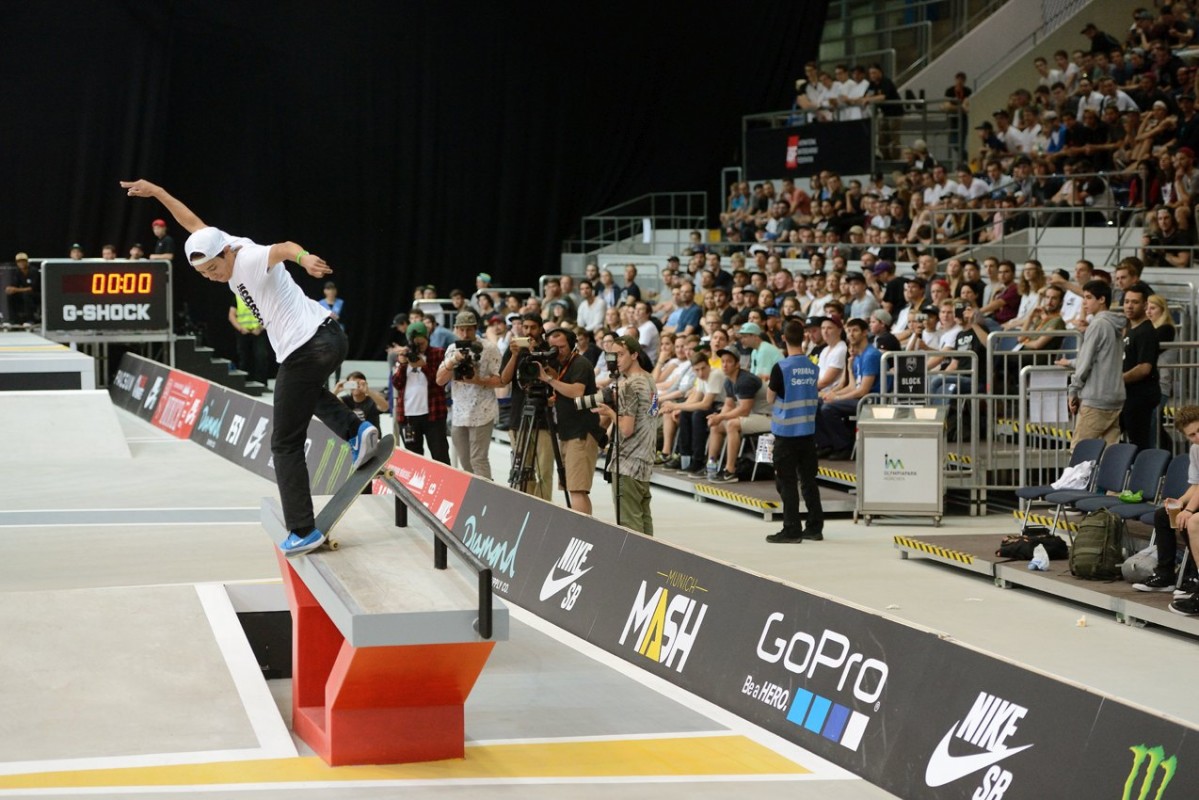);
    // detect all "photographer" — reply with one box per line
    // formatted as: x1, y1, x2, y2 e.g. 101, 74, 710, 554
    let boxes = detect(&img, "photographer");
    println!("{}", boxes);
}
535, 328, 605, 514
595, 336, 656, 536
335, 371, 389, 430
437, 310, 501, 479
391, 321, 451, 464
499, 313, 554, 499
